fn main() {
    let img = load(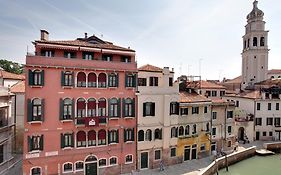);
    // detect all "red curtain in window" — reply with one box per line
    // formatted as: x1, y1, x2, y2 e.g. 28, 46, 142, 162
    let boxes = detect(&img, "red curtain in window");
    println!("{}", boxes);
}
88, 100, 96, 109
88, 130, 96, 140
98, 130, 106, 139
88, 73, 96, 82
77, 99, 86, 109
77, 131, 86, 141
77, 72, 86, 81
98, 100, 106, 108
98, 73, 106, 82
